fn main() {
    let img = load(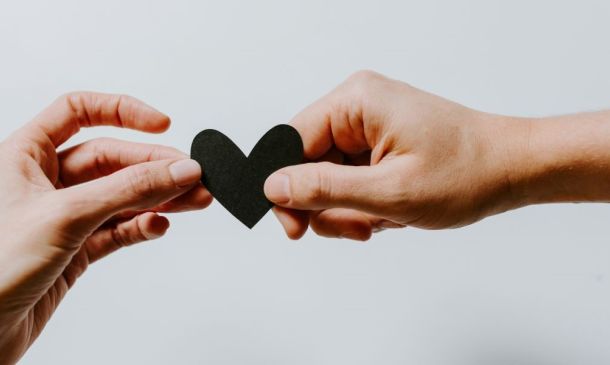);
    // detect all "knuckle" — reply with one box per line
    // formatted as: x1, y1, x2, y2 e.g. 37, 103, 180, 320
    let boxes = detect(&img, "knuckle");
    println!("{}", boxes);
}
59, 91, 93, 126
57, 91, 78, 104
132, 217, 149, 242
87, 137, 119, 156
58, 91, 86, 108
114, 94, 142, 122
343, 70, 385, 107
346, 70, 382, 90
124, 165, 157, 199
348, 69, 382, 83
89, 139, 115, 176
111, 218, 151, 248
113, 94, 129, 124
115, 93, 133, 104
110, 225, 130, 248
148, 143, 182, 160
111, 217, 147, 248
299, 163, 333, 205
